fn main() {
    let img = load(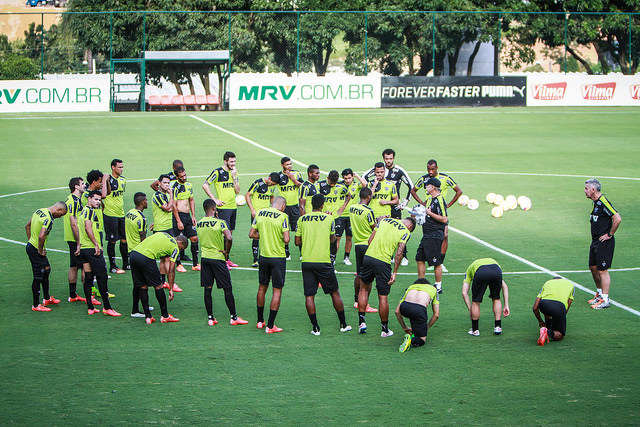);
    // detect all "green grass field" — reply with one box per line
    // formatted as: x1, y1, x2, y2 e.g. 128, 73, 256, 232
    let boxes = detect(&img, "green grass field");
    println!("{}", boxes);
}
1, 107, 639, 425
